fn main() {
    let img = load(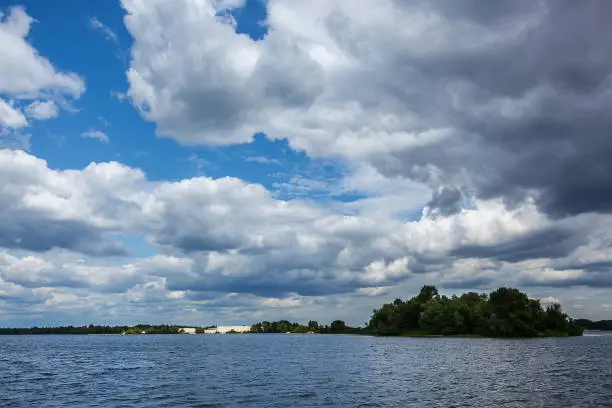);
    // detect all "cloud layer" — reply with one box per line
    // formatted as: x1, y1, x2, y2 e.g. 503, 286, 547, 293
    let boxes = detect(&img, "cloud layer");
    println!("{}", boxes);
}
3, 148, 612, 324
3, 1, 612, 324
